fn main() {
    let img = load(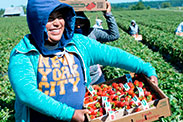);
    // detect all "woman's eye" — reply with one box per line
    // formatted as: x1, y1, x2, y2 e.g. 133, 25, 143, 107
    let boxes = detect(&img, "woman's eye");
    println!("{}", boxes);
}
48, 18, 54, 22
58, 16, 63, 19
